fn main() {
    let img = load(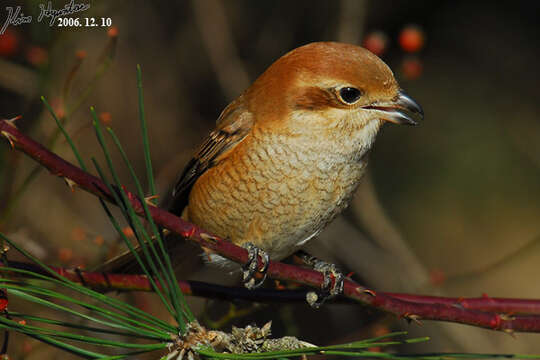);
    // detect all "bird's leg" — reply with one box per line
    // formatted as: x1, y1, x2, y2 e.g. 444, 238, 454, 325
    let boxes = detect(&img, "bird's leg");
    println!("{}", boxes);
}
242, 242, 269, 289
293, 250, 344, 308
